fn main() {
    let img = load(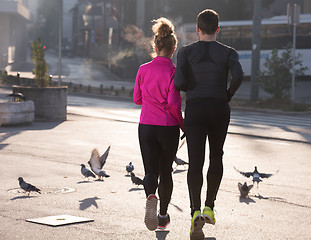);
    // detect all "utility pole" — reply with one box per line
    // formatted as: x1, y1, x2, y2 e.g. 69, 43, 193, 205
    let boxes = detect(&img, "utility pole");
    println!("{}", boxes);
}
250, 0, 262, 102
136, 0, 145, 65
58, 0, 63, 86
287, 3, 300, 104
